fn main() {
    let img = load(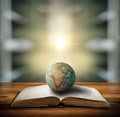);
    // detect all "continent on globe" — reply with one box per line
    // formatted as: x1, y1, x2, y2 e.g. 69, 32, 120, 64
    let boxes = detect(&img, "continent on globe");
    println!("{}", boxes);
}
46, 62, 76, 92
